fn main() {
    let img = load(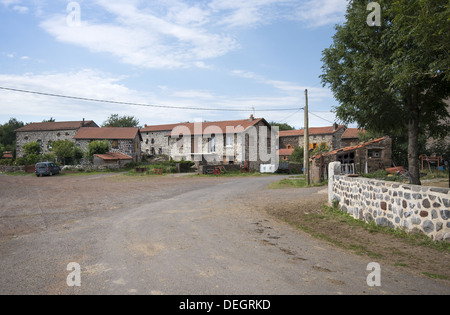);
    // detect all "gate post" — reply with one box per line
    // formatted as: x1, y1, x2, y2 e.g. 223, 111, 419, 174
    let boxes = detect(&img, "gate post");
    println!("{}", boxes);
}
328, 161, 341, 205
